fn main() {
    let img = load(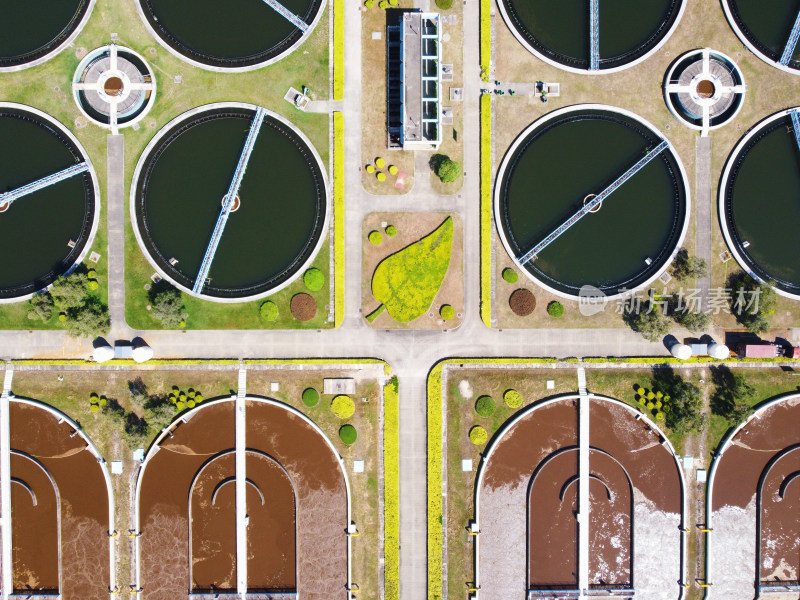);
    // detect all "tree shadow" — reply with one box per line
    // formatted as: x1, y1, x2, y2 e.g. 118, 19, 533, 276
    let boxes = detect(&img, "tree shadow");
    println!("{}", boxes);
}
429, 153, 449, 173
709, 365, 735, 418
